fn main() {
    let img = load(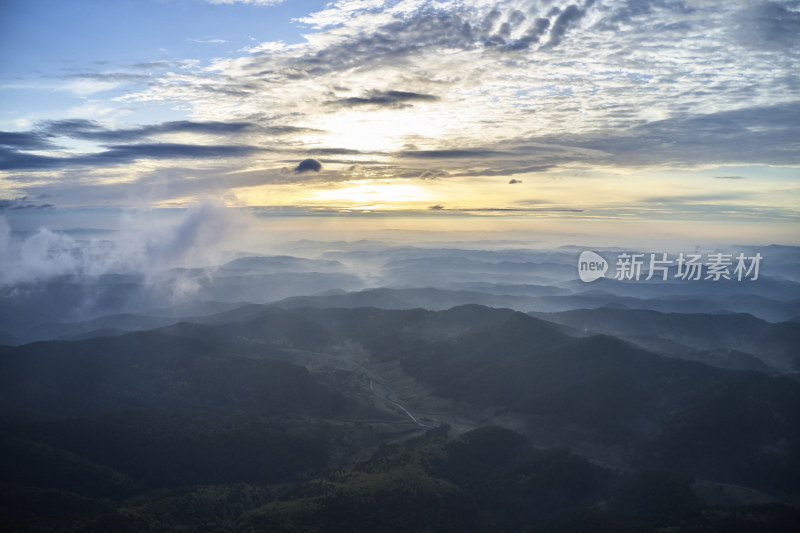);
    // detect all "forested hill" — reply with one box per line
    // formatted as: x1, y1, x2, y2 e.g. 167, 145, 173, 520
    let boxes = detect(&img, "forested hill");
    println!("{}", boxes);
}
1, 305, 799, 531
